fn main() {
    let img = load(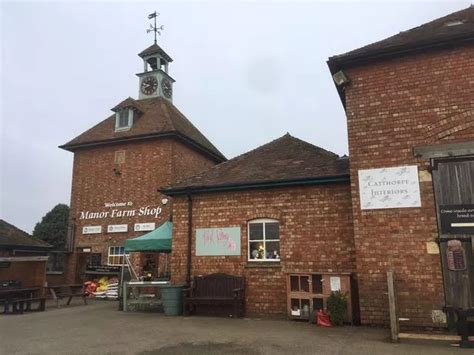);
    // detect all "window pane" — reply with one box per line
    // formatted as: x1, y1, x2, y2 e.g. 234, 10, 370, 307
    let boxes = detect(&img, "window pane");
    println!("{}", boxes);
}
265, 241, 280, 259
265, 222, 279, 240
290, 276, 299, 292
312, 274, 323, 294
249, 241, 265, 259
249, 223, 263, 240
119, 110, 128, 127
301, 276, 309, 293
